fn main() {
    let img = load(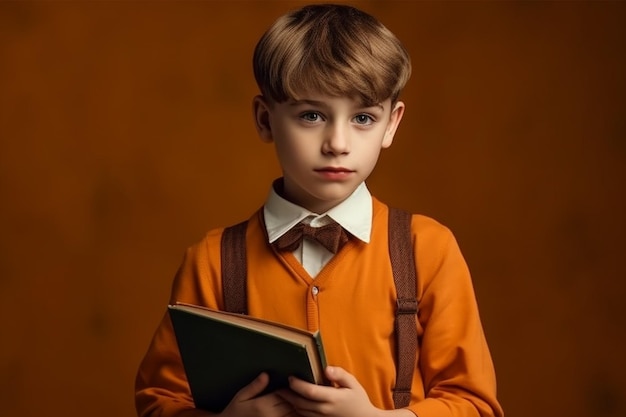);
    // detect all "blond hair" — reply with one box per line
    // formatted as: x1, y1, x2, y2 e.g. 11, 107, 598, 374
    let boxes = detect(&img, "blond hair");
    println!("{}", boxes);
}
253, 4, 411, 105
